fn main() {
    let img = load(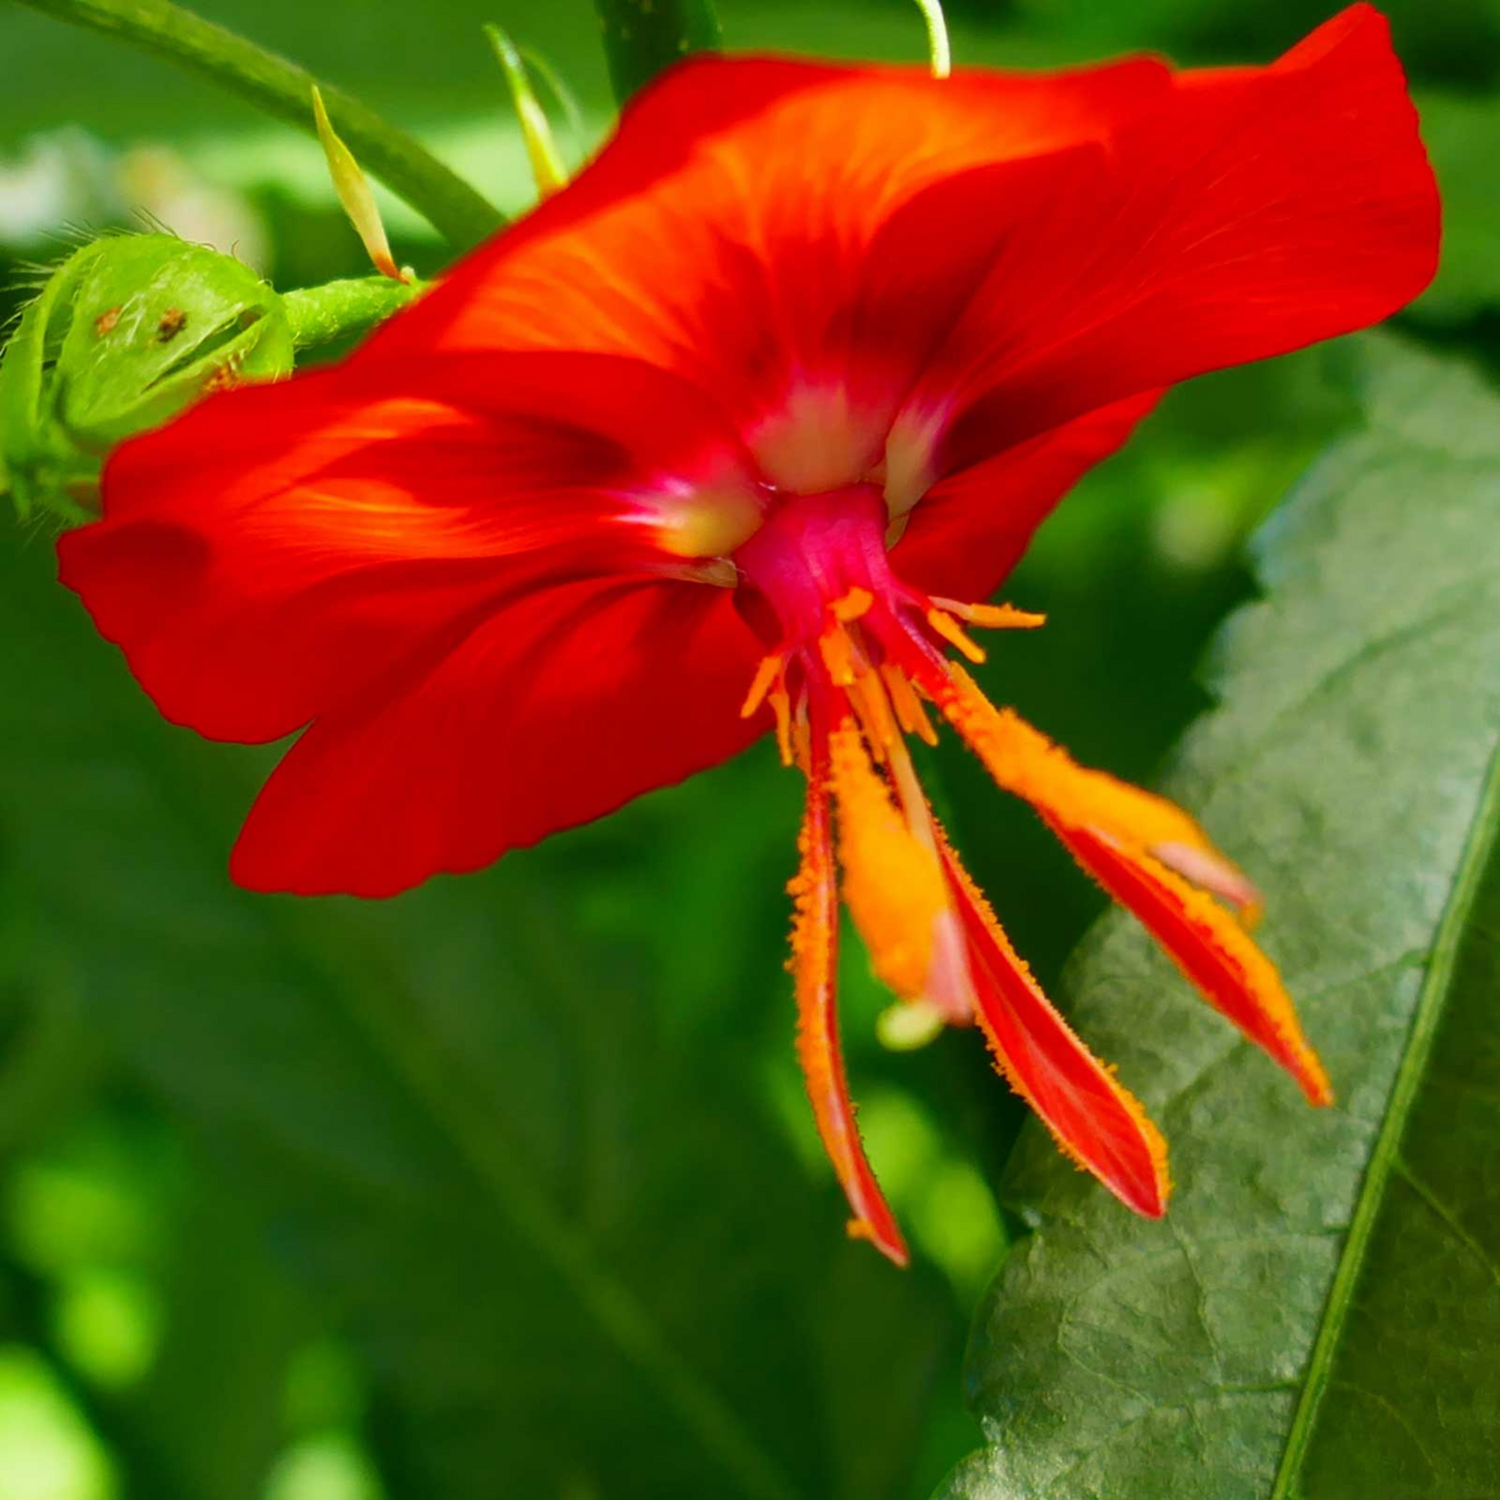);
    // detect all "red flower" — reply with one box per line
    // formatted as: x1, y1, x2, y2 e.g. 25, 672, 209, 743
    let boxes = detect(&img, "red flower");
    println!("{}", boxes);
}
59, 5, 1438, 1264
